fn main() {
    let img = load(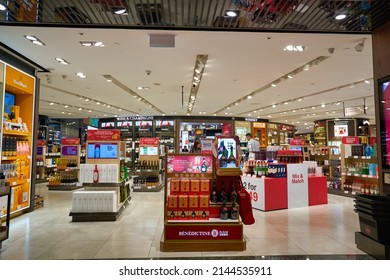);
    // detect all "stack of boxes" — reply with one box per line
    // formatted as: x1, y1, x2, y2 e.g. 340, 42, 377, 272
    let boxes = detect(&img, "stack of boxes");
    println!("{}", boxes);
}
167, 178, 210, 220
